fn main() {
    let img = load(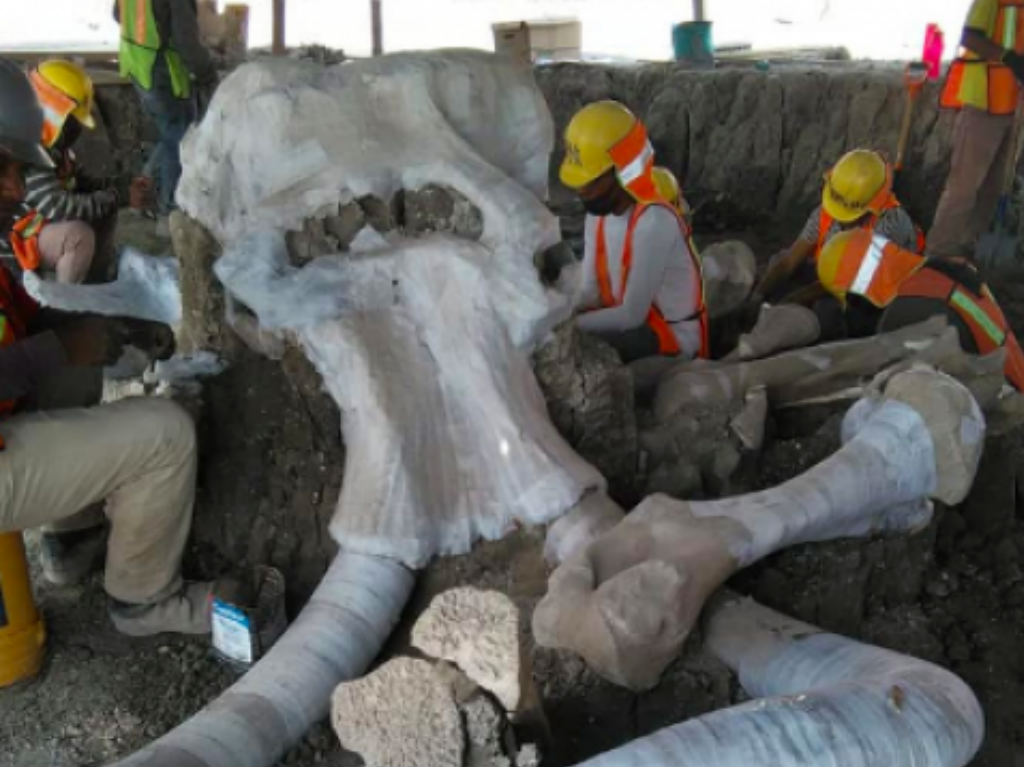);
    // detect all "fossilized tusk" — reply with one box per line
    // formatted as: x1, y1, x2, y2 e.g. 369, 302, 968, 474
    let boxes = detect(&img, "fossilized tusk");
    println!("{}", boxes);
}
110, 552, 413, 767
573, 592, 984, 767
